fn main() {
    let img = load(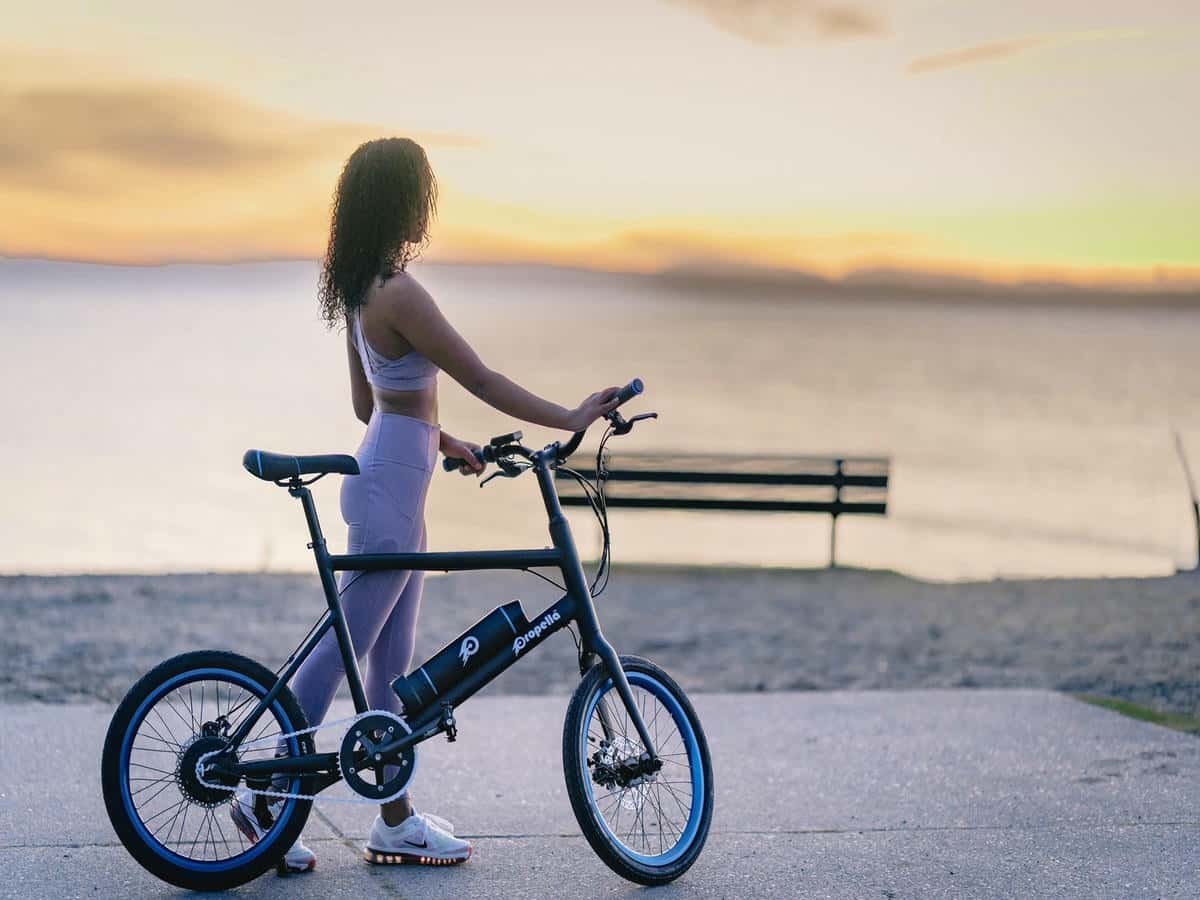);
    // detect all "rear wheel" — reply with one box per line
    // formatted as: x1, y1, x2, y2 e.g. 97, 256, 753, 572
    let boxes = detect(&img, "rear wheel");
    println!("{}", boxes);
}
101, 650, 315, 891
562, 655, 714, 885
